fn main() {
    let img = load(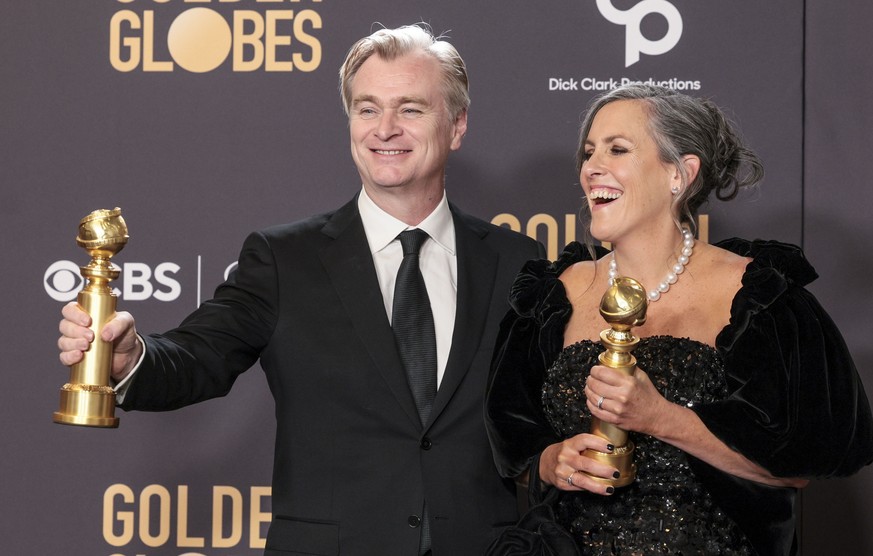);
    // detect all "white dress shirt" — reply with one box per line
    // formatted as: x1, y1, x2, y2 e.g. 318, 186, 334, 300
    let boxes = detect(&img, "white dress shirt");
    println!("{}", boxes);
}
358, 187, 457, 388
